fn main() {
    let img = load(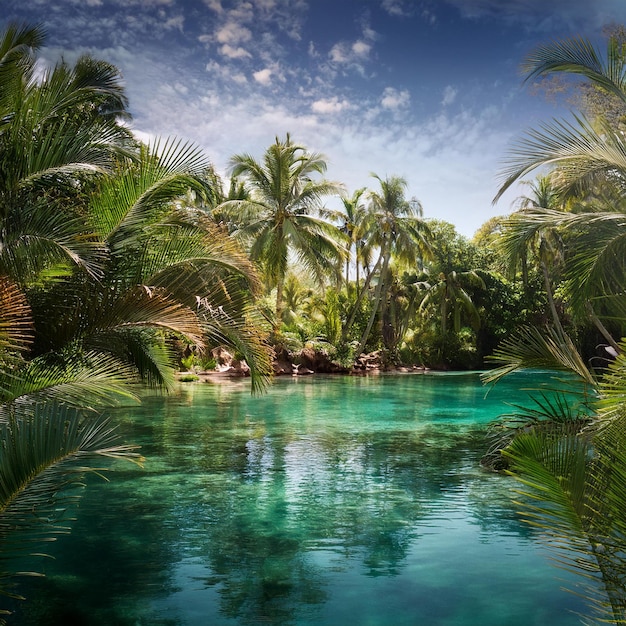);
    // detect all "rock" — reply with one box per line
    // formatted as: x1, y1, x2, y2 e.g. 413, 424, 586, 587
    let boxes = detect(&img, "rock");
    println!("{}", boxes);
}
212, 347, 234, 369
